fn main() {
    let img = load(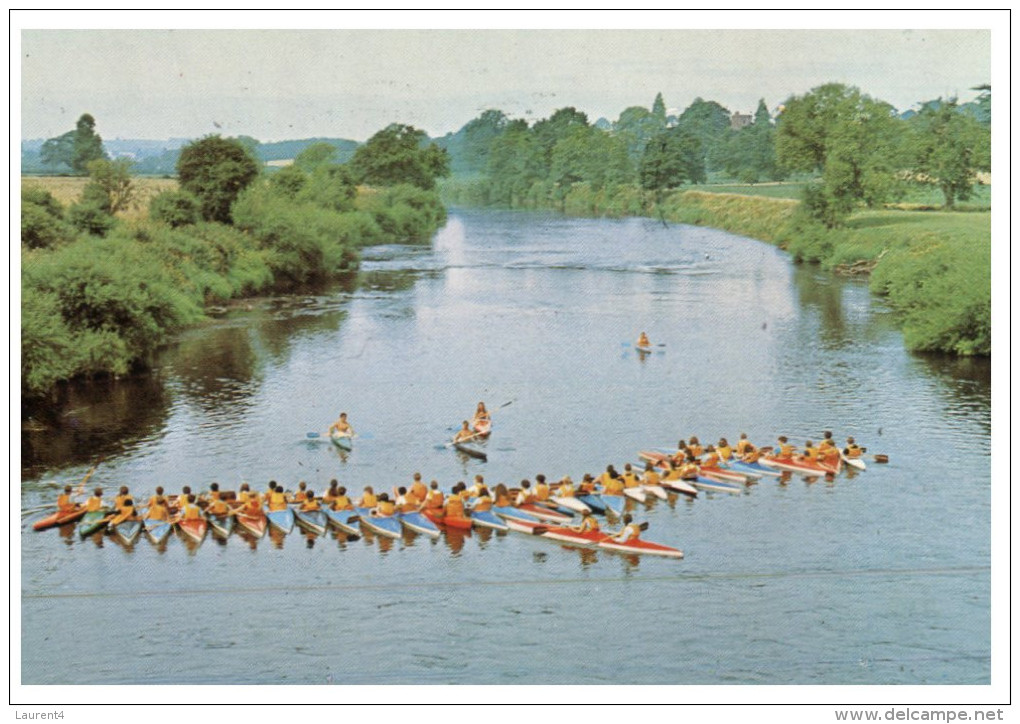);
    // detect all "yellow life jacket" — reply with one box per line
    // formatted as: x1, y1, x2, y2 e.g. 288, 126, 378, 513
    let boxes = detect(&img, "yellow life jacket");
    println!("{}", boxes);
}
717, 445, 733, 460
86, 497, 104, 512
148, 504, 169, 521
268, 490, 288, 511
57, 493, 75, 512
444, 496, 465, 518
411, 482, 428, 500
495, 493, 512, 507
473, 495, 493, 512
621, 472, 639, 488
778, 443, 795, 457
183, 504, 203, 520
333, 495, 353, 511
425, 490, 444, 509
360, 492, 378, 508
301, 499, 320, 512
603, 477, 625, 495
736, 439, 754, 454
376, 500, 395, 516
557, 484, 575, 497
209, 499, 230, 515
643, 469, 661, 485
687, 444, 704, 457
534, 483, 550, 501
